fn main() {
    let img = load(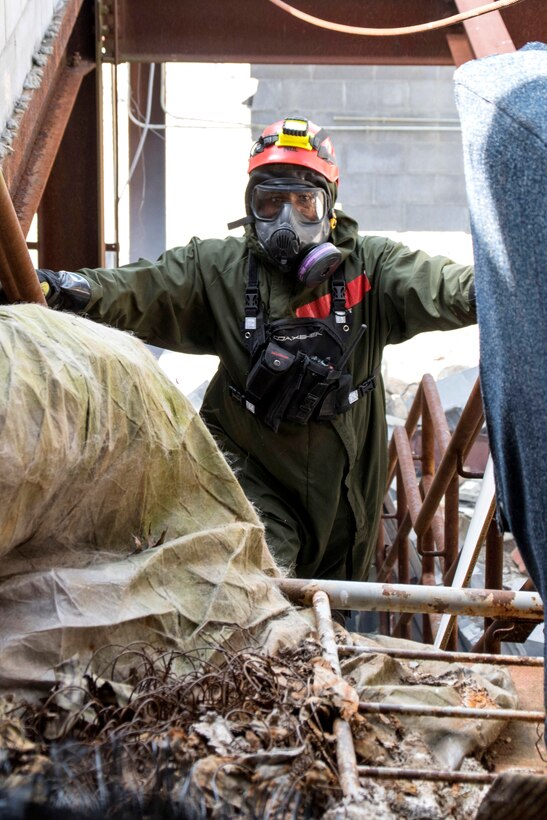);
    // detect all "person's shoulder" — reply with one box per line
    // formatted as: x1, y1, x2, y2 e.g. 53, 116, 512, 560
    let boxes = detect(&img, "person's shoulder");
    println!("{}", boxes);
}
166, 235, 247, 264
354, 233, 397, 263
